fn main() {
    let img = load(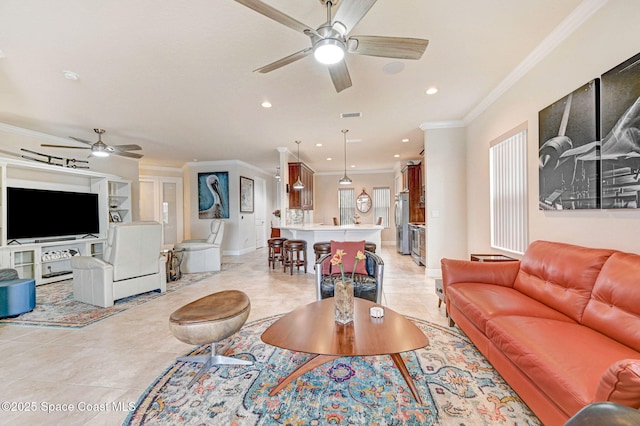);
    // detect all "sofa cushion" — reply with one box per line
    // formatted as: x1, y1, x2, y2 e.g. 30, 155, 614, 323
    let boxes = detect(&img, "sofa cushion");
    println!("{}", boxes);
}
513, 241, 614, 322
582, 252, 640, 352
447, 283, 574, 332
486, 316, 640, 416
595, 359, 640, 408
